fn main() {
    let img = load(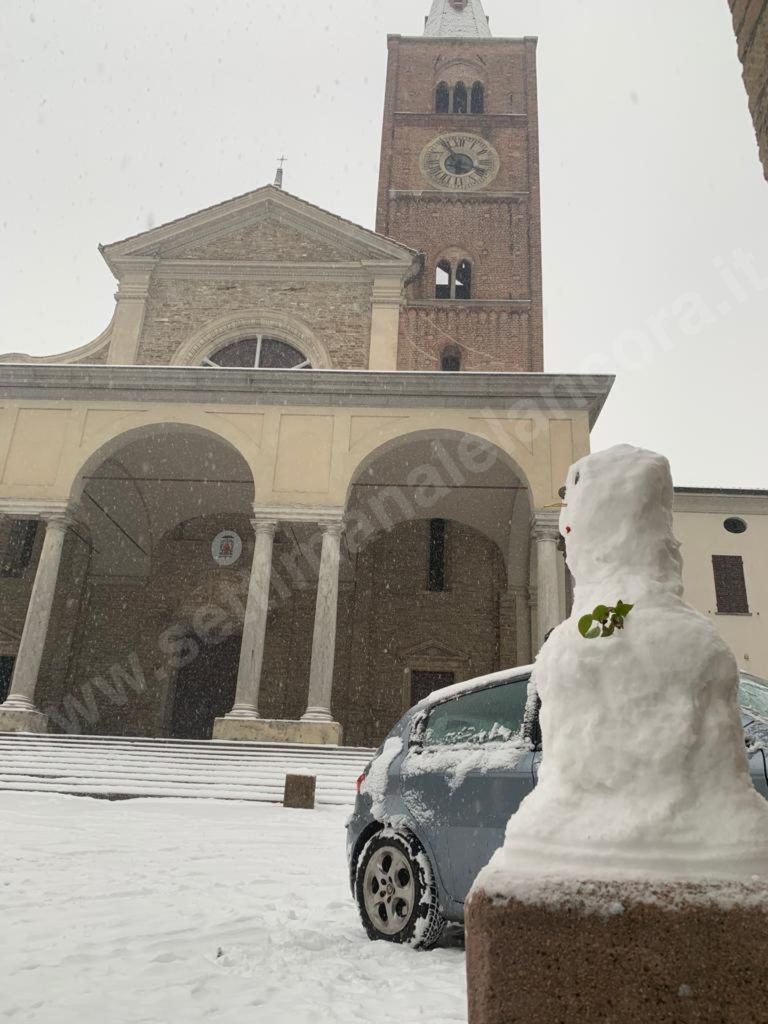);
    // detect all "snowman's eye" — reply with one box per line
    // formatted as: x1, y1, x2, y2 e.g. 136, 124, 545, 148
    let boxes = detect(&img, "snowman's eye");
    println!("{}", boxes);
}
574, 471, 581, 485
